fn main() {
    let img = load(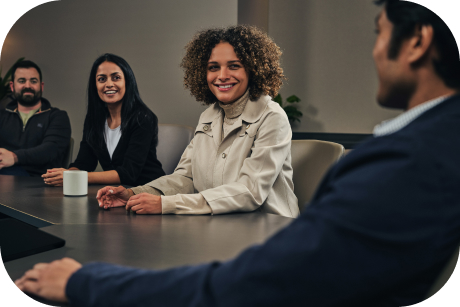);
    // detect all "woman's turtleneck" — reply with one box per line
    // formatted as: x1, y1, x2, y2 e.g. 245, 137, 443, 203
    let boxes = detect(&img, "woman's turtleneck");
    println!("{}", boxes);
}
219, 89, 249, 125
218, 89, 250, 140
